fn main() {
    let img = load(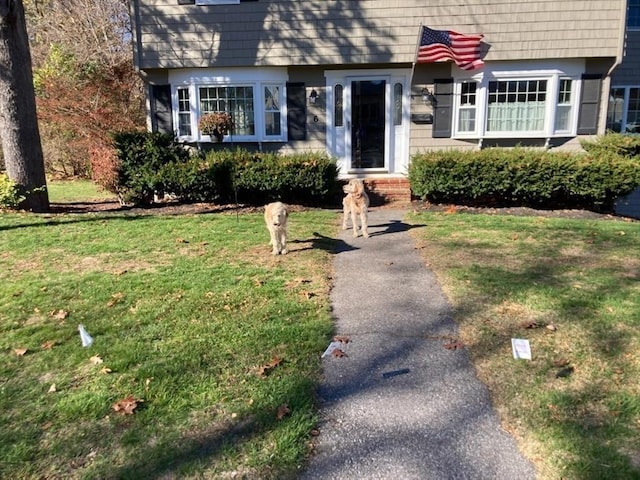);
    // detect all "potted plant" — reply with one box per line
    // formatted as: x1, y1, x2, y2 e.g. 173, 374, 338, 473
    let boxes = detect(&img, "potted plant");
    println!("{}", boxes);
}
198, 112, 233, 142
